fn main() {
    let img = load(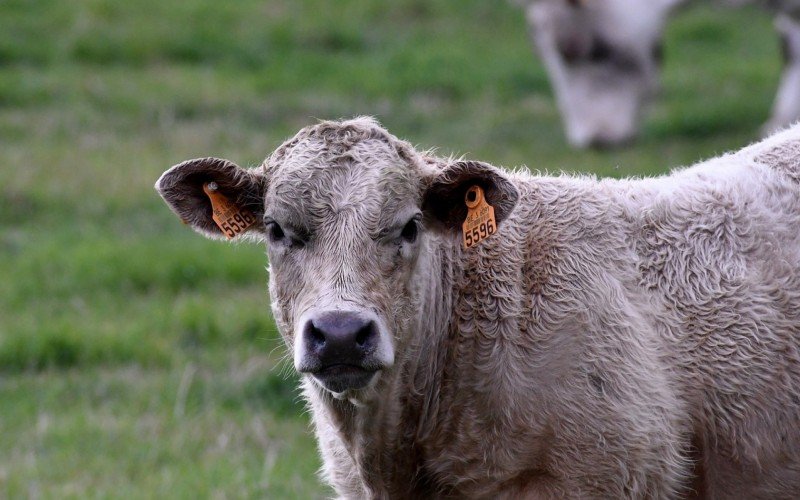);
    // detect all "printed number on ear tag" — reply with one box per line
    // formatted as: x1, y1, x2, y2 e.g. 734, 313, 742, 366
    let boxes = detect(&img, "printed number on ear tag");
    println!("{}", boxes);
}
203, 182, 256, 239
462, 185, 497, 249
